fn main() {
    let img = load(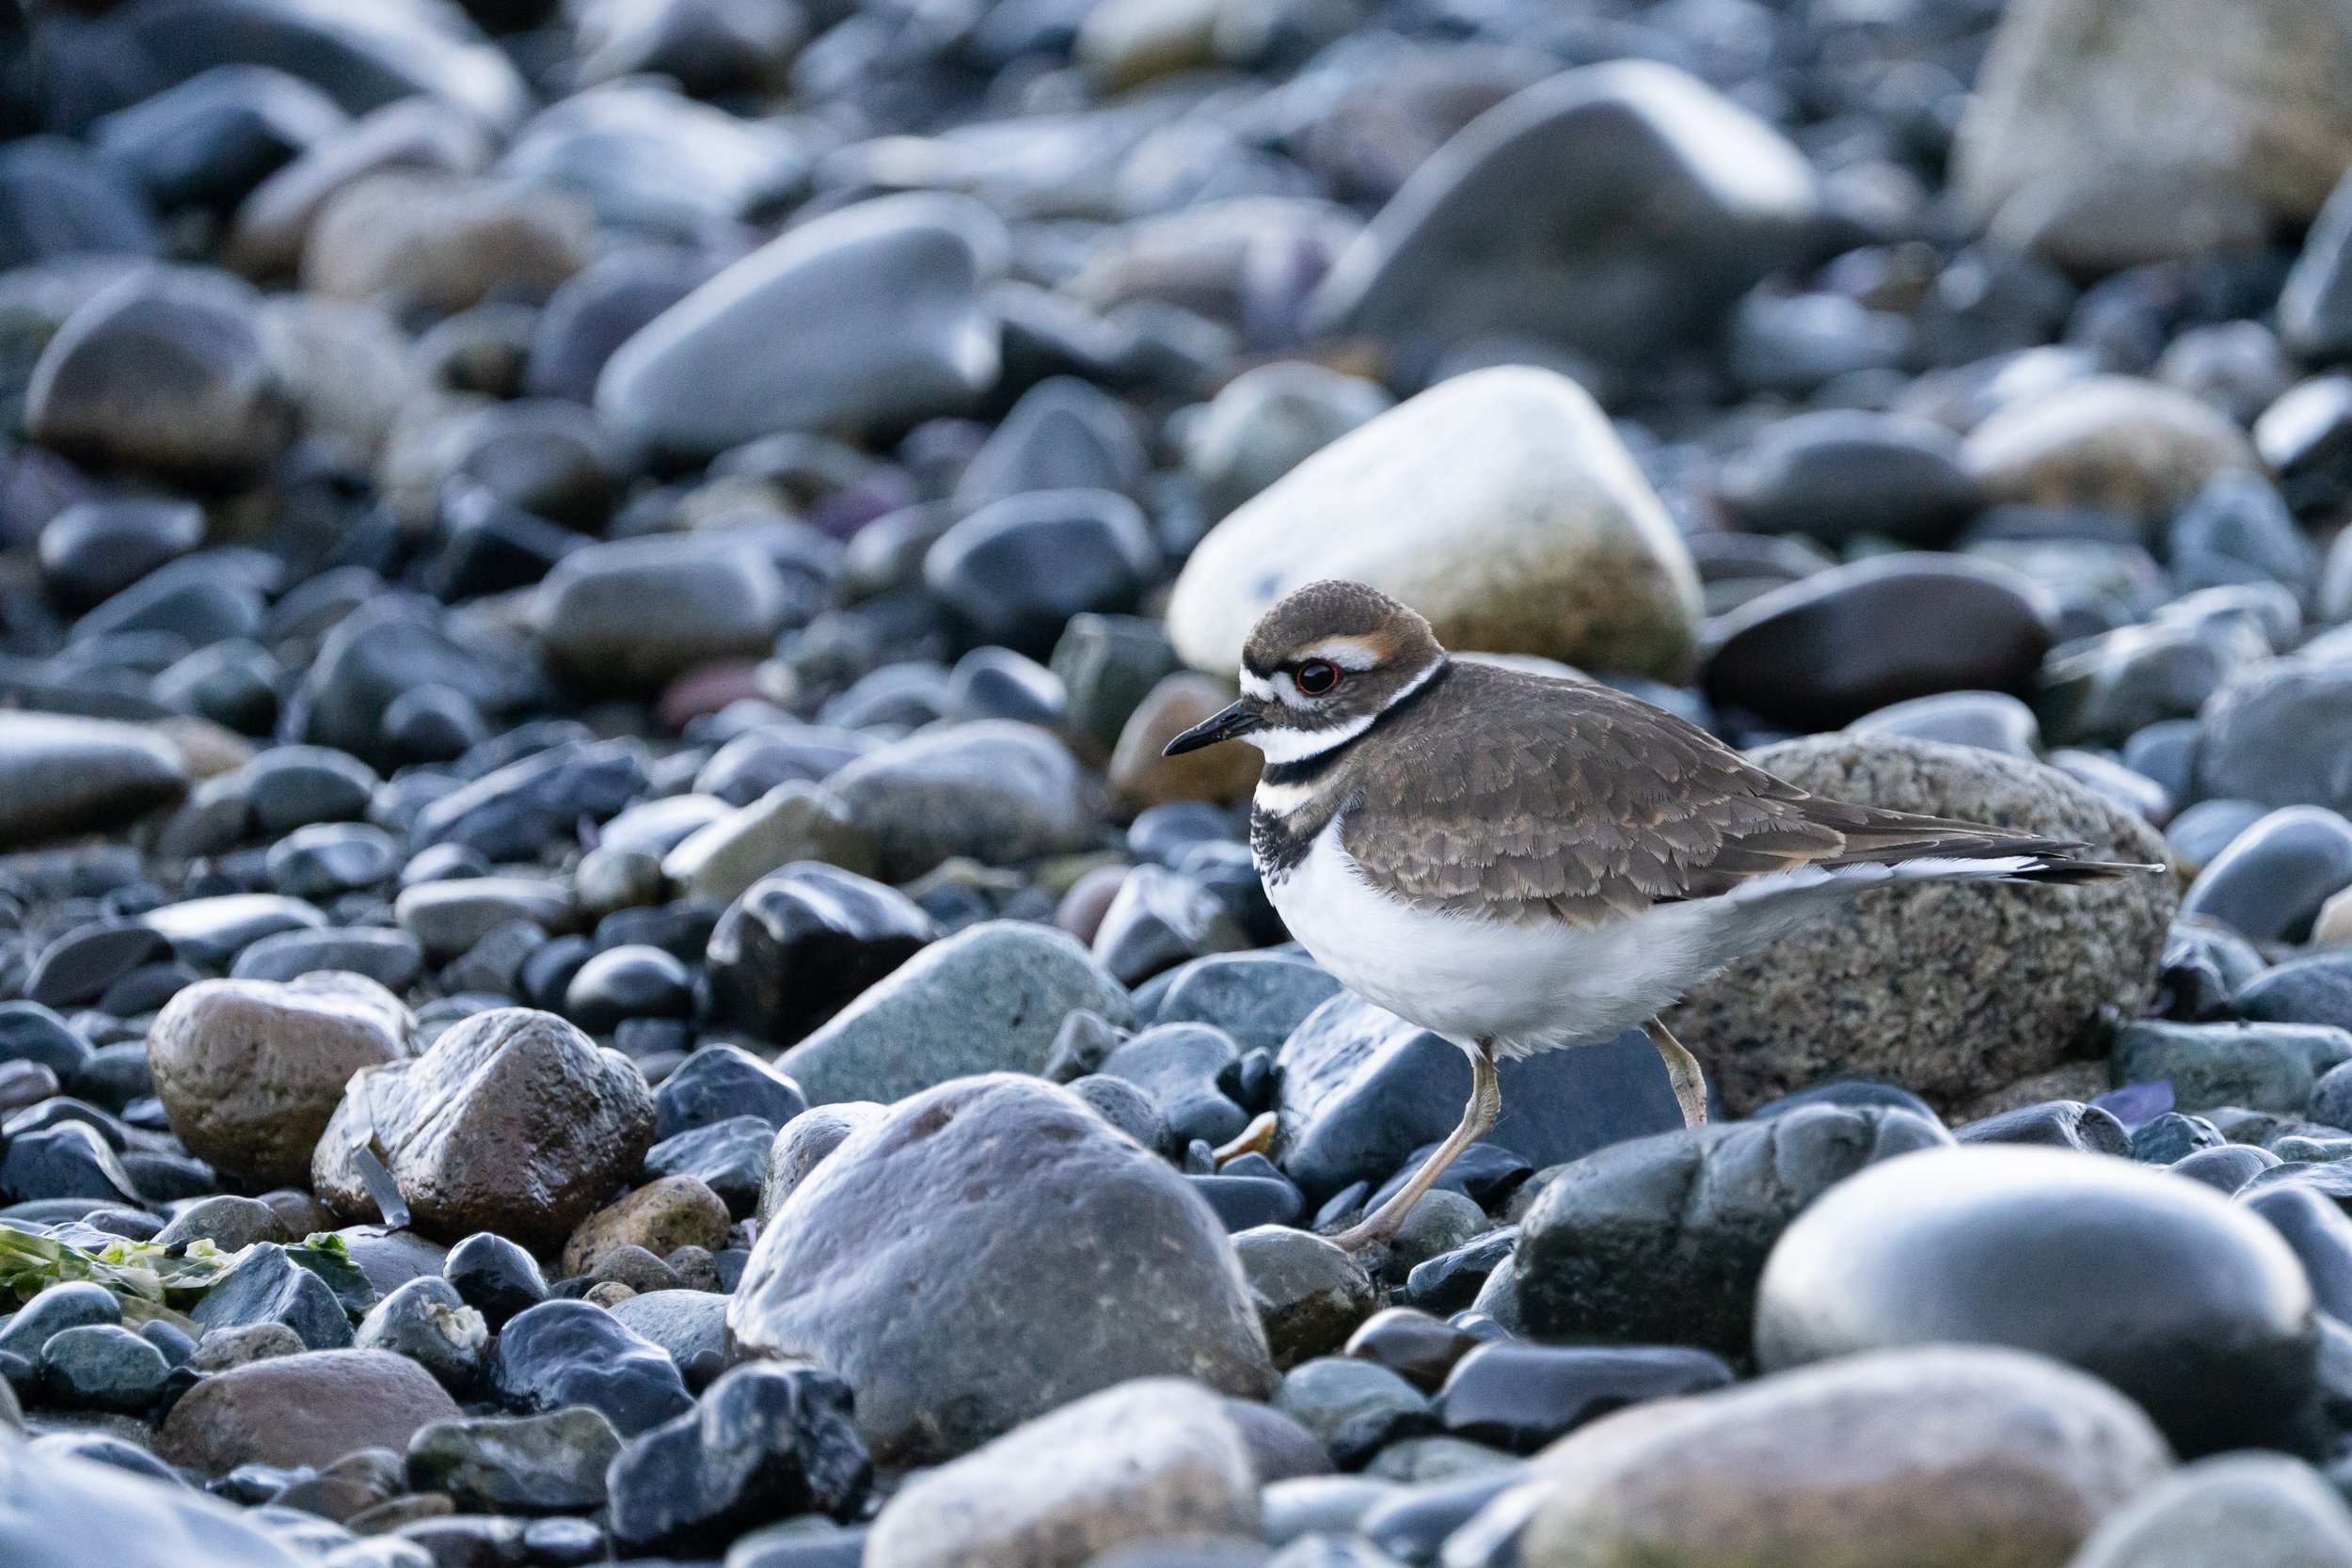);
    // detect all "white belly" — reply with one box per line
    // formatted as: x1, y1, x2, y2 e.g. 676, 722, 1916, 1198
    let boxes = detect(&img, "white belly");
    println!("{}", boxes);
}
1262, 817, 1985, 1058
1263, 821, 1712, 1056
